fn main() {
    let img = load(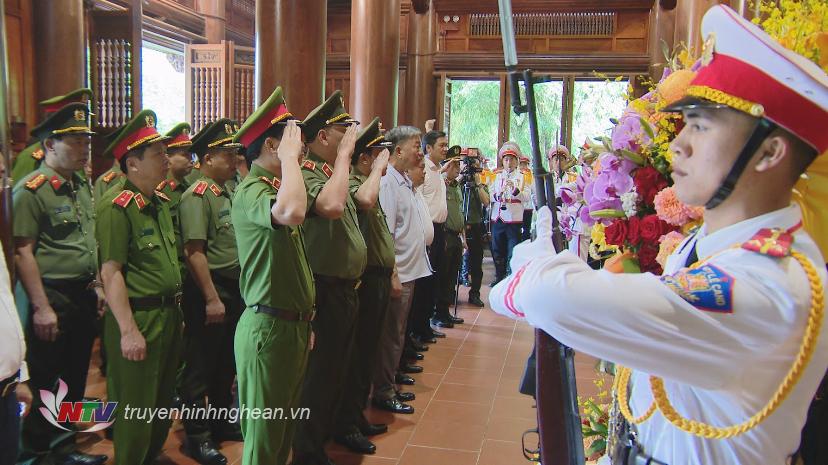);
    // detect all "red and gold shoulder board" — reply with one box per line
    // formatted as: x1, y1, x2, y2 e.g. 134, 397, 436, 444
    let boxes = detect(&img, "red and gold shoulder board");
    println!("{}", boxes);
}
302, 160, 316, 171
24, 174, 48, 191
258, 176, 280, 190
193, 181, 209, 197
193, 161, 201, 169
155, 191, 171, 202
273, 178, 281, 190
742, 228, 794, 258
31, 149, 44, 161
321, 163, 333, 178
112, 190, 135, 208
134, 193, 147, 210
102, 171, 118, 183
209, 184, 223, 196
155, 180, 167, 191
